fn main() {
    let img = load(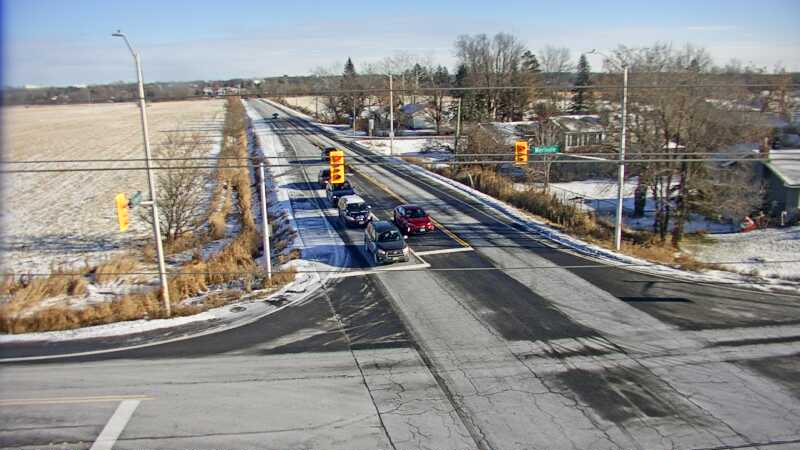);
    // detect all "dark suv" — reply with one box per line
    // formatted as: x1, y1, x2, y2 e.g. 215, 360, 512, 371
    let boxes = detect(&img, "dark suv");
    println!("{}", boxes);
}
364, 220, 409, 265
337, 195, 372, 227
325, 180, 356, 206
317, 168, 330, 188
321, 146, 337, 160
